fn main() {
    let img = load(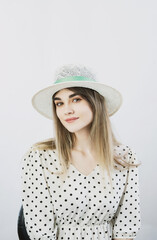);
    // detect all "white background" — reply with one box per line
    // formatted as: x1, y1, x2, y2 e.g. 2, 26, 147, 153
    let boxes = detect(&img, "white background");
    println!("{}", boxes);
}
0, 0, 156, 239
